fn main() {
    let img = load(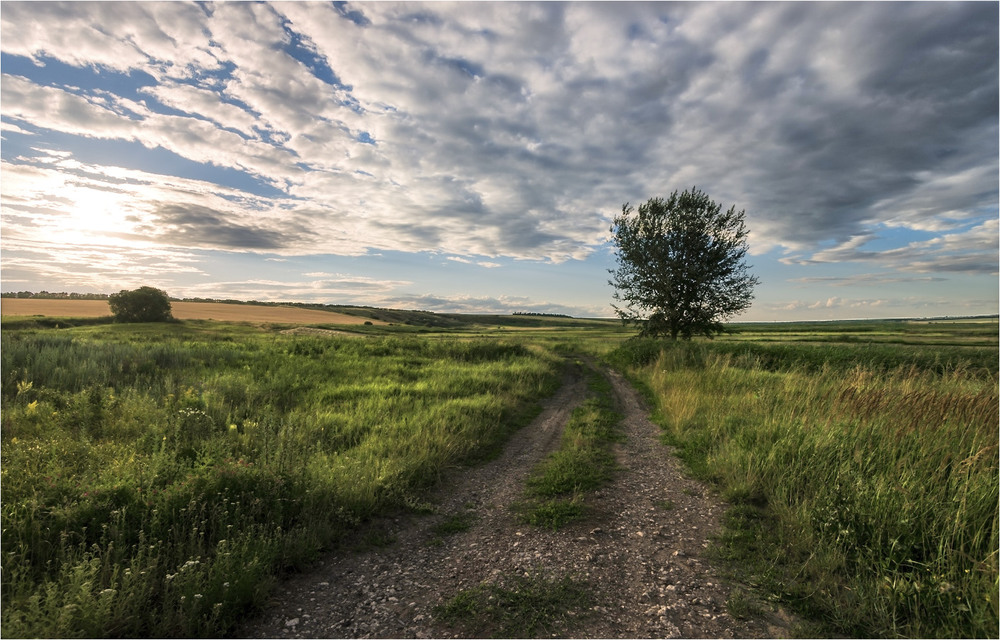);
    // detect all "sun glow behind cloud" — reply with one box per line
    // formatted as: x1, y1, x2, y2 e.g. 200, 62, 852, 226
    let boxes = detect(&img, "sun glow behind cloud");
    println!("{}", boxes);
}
0, 1, 996, 318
